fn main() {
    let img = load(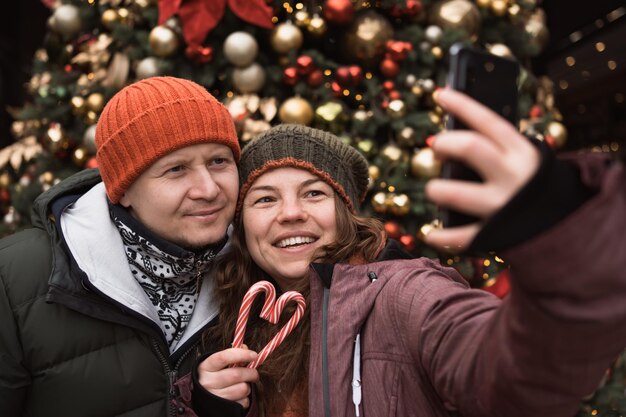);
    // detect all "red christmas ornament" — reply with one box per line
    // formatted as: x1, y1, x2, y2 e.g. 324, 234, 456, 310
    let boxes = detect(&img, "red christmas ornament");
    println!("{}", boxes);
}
283, 67, 299, 86
296, 55, 315, 75
388, 90, 401, 101
307, 70, 324, 88
348, 65, 363, 84
85, 157, 99, 169
384, 221, 403, 239
386, 40, 411, 61
383, 80, 395, 92
483, 269, 511, 299
330, 81, 343, 97
544, 135, 557, 149
529, 104, 543, 119
335, 66, 352, 86
0, 188, 11, 205
323, 0, 354, 25
399, 234, 416, 252
390, 0, 423, 17
380, 58, 399, 78
185, 45, 214, 64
